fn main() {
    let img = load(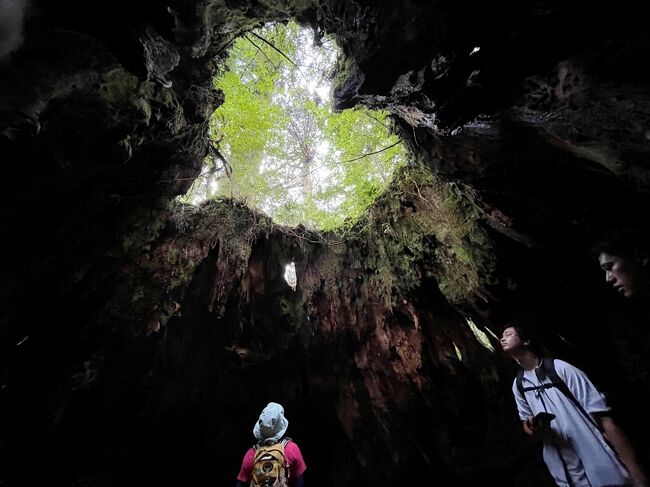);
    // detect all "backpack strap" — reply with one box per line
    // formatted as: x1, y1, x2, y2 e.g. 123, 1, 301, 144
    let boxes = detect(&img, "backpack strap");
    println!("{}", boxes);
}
515, 368, 524, 397
518, 358, 615, 486
516, 364, 555, 394
254, 437, 290, 449
534, 357, 562, 390
521, 358, 602, 432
